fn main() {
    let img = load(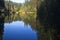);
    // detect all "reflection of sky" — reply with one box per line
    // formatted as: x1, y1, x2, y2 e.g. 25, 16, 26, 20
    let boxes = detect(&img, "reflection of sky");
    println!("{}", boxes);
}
10, 0, 25, 3
3, 21, 37, 40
